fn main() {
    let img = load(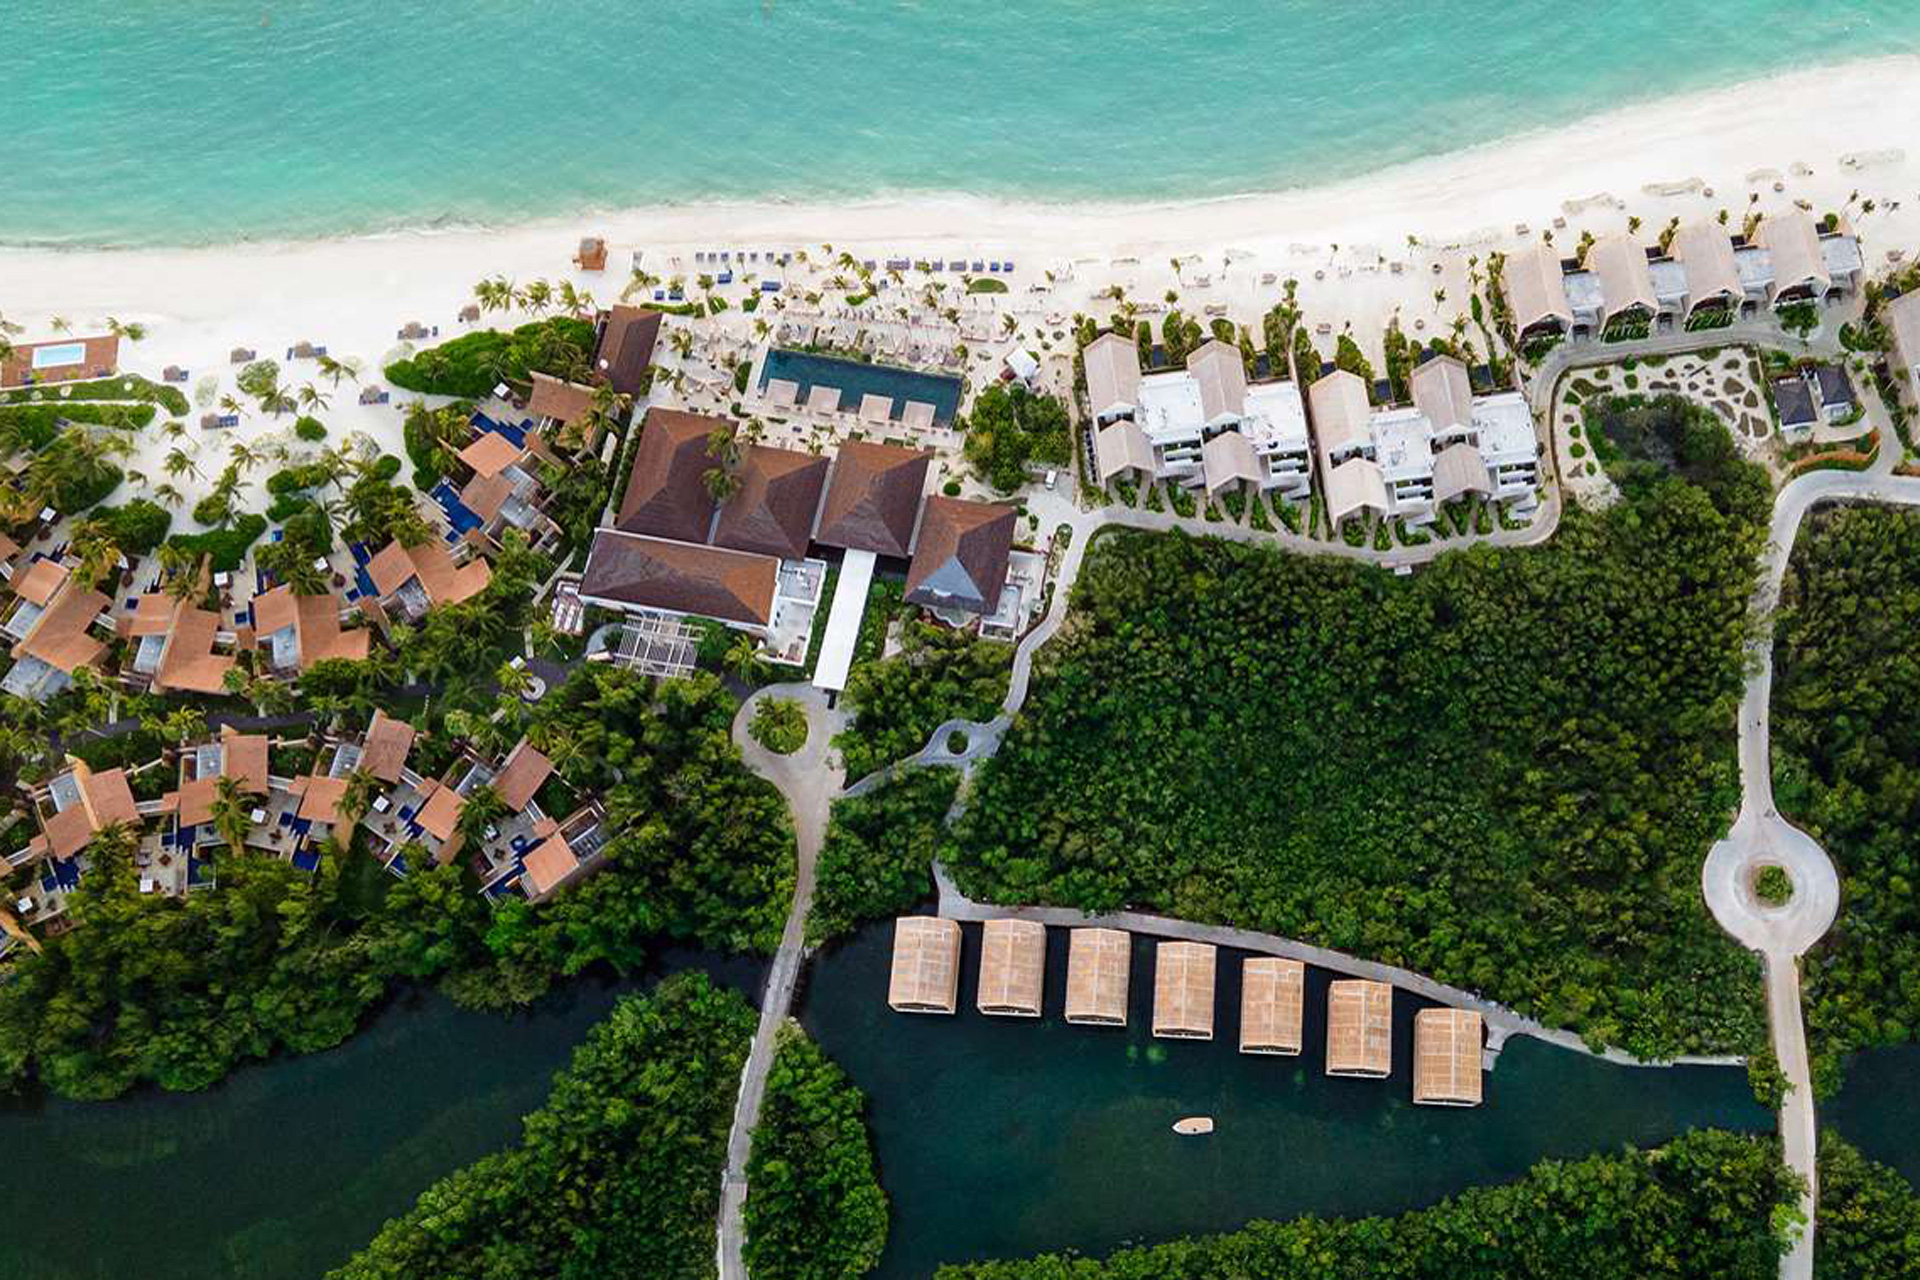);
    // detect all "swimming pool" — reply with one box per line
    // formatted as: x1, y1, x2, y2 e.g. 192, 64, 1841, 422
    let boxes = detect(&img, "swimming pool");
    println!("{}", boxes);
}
31, 342, 87, 369
759, 348, 963, 425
